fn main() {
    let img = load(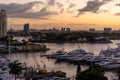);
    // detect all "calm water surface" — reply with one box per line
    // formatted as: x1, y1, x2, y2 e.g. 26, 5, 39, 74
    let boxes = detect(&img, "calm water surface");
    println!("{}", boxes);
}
4, 40, 120, 80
